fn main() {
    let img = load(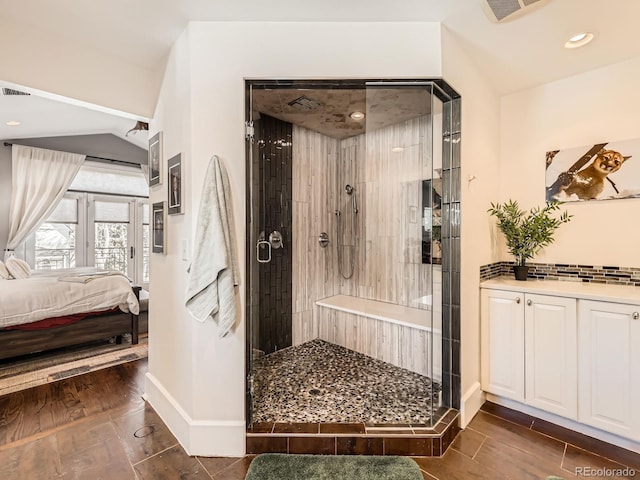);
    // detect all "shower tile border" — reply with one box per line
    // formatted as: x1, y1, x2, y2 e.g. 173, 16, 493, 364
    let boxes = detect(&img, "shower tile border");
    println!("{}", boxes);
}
480, 261, 640, 286
246, 410, 461, 457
